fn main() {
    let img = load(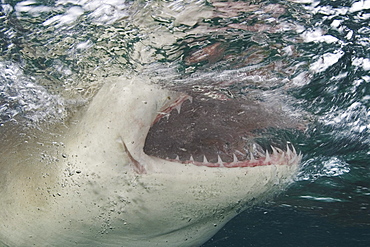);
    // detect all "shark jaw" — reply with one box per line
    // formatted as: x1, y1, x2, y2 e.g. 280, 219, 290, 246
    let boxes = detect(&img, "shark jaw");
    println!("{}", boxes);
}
139, 80, 301, 173
0, 76, 301, 247
143, 92, 301, 169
